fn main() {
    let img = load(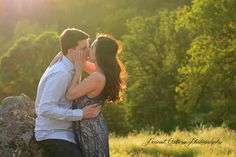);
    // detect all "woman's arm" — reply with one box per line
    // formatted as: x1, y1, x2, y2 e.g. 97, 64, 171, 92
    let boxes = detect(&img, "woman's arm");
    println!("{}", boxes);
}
84, 61, 96, 74
49, 52, 63, 67
66, 72, 99, 100
66, 51, 100, 100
